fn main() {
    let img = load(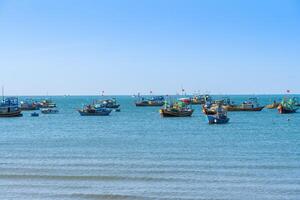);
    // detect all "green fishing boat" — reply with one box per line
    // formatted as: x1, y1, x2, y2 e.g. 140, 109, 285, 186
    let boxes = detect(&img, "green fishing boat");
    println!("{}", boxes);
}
278, 97, 298, 114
